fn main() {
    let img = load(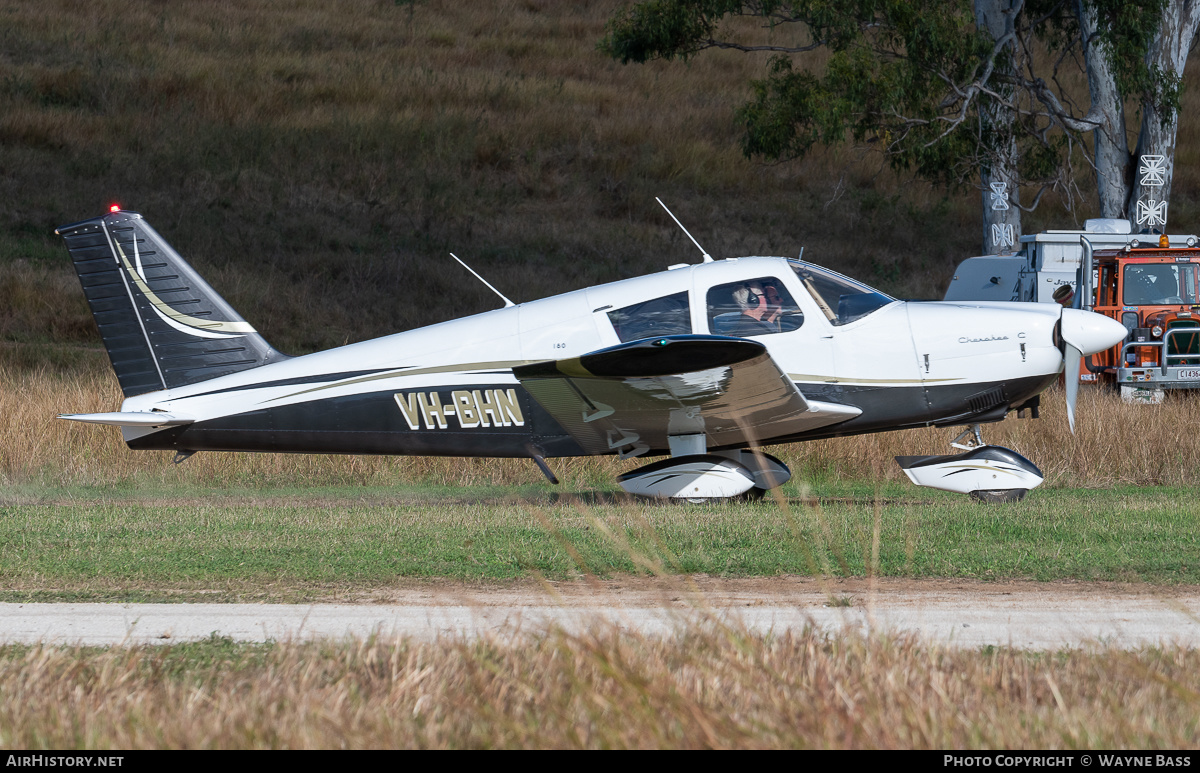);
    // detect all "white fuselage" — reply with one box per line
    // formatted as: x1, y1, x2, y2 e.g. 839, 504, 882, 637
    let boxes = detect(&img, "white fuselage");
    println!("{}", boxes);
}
118, 257, 1070, 453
